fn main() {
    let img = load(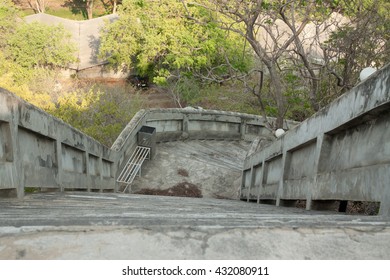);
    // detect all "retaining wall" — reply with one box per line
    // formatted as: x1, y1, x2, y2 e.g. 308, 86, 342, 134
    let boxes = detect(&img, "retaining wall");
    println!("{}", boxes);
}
241, 64, 390, 216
